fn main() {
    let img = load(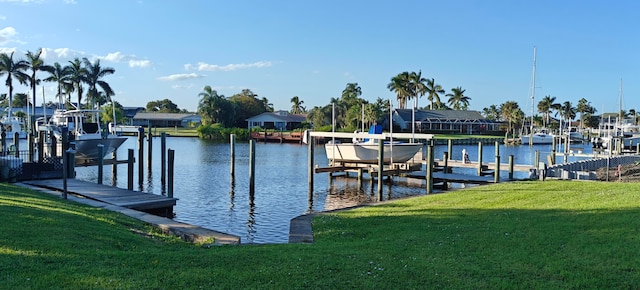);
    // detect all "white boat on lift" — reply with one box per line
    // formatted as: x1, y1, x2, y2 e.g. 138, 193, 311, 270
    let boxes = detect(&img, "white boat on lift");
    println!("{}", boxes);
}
39, 109, 127, 163
324, 125, 423, 164
520, 129, 554, 145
